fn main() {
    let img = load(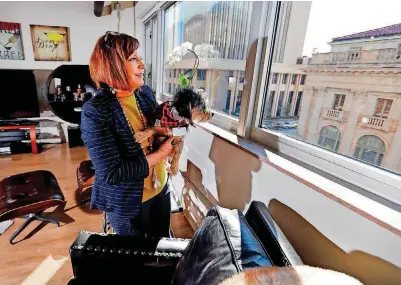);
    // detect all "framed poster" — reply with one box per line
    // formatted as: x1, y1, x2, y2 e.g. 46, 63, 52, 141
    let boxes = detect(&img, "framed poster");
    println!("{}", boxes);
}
30, 25, 70, 61
0, 21, 24, 60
